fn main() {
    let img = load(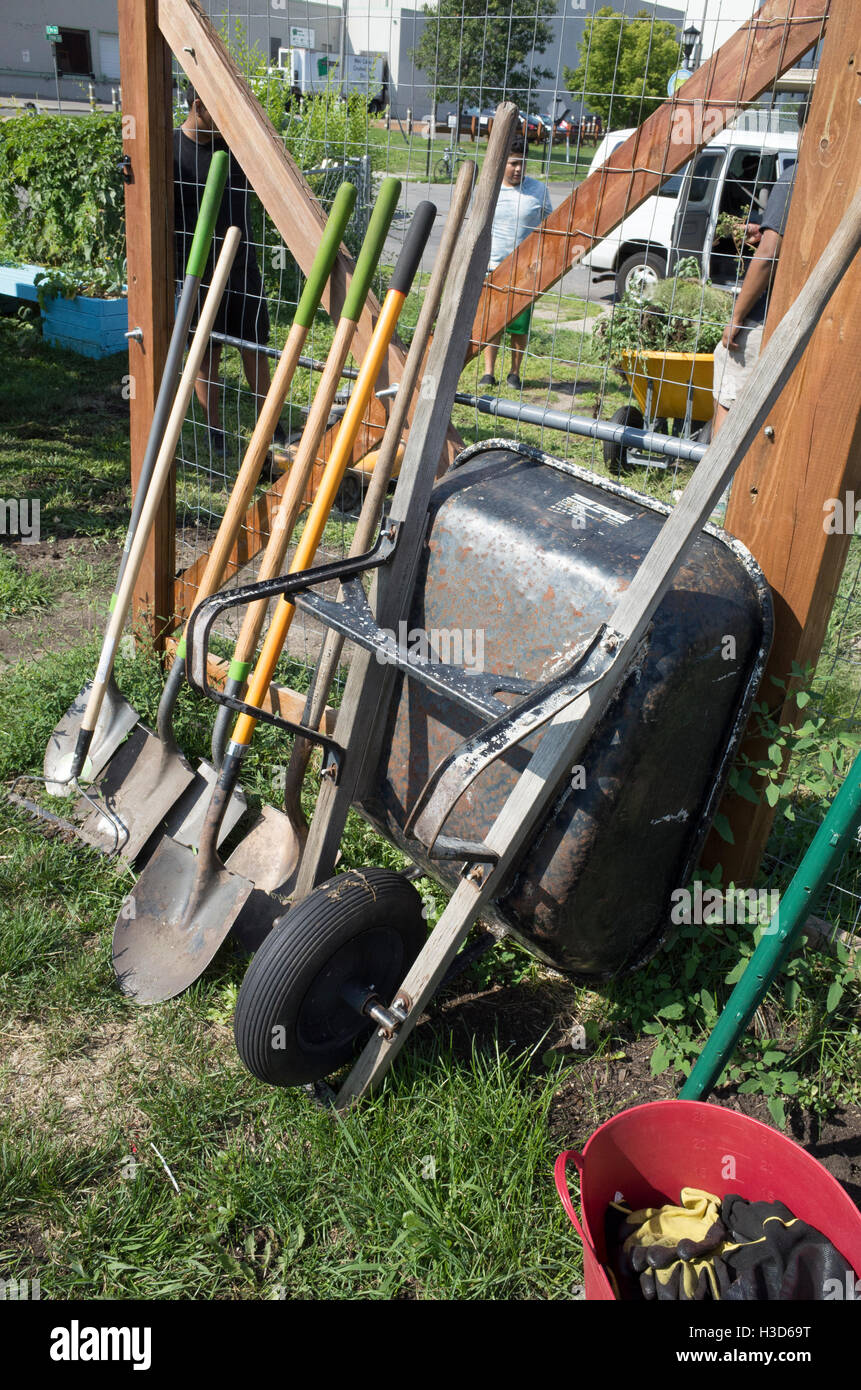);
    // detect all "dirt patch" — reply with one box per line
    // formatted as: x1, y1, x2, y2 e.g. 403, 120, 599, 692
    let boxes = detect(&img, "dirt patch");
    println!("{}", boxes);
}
0, 536, 120, 671
420, 978, 861, 1202
0, 1016, 153, 1141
